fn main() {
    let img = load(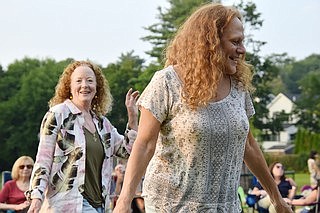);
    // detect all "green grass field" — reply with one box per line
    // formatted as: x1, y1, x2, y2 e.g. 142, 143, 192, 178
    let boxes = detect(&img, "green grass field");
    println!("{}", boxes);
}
294, 172, 310, 193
